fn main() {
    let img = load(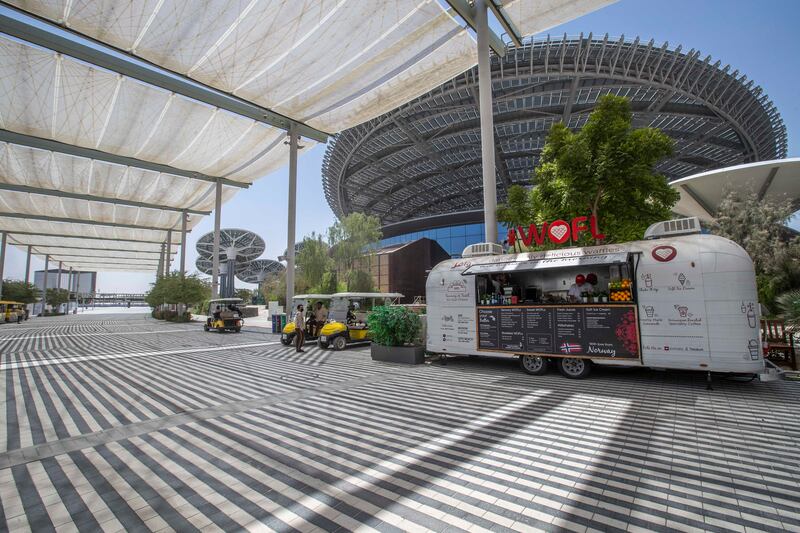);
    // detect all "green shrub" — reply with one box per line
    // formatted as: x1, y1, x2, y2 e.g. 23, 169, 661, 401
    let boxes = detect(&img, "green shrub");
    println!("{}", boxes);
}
367, 306, 421, 346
